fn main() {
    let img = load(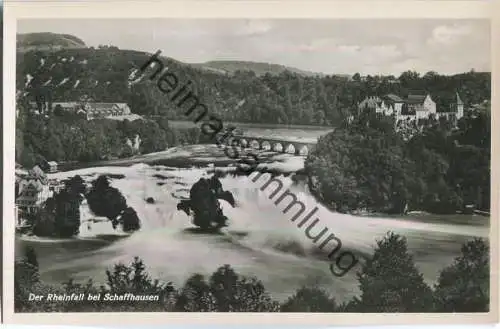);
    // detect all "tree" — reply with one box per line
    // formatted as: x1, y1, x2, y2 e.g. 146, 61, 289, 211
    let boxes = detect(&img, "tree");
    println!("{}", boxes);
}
32, 206, 56, 237
87, 175, 128, 223
20, 145, 37, 168
175, 274, 217, 311
120, 207, 141, 232
305, 113, 412, 213
399, 70, 420, 86
211, 265, 280, 312
105, 257, 173, 295
353, 232, 434, 312
15, 247, 42, 311
65, 175, 86, 198
23, 246, 39, 272
175, 265, 280, 312
53, 189, 81, 237
53, 104, 63, 116
281, 286, 337, 312
434, 239, 489, 312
